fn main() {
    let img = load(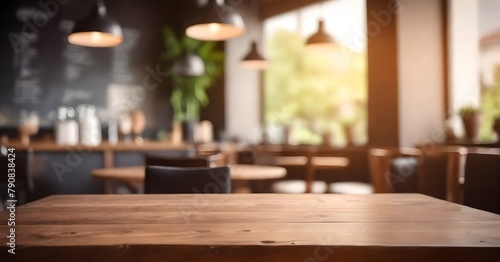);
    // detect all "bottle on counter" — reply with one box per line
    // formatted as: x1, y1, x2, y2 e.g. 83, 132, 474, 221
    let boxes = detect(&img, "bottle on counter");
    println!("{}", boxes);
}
118, 113, 132, 143
77, 104, 102, 146
19, 110, 40, 146
107, 118, 119, 145
130, 109, 146, 144
55, 106, 79, 146
196, 120, 213, 144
